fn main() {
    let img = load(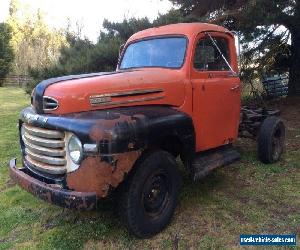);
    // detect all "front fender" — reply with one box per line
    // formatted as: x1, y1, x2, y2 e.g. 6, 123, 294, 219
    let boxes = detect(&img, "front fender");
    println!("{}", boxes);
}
21, 105, 195, 156
20, 105, 195, 197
